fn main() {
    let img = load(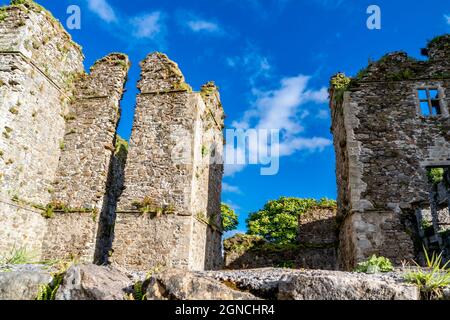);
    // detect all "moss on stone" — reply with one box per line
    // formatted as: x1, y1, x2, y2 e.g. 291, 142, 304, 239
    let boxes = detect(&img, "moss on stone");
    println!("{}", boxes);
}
173, 81, 192, 92
9, 106, 19, 115
427, 34, 450, 48
0, 7, 8, 22
93, 53, 130, 71
114, 134, 128, 163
